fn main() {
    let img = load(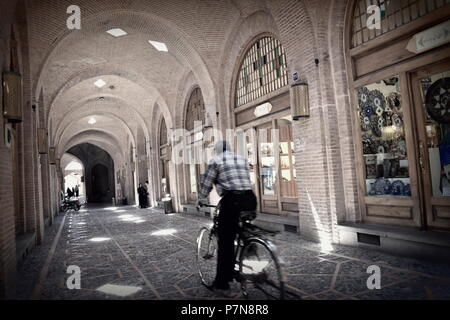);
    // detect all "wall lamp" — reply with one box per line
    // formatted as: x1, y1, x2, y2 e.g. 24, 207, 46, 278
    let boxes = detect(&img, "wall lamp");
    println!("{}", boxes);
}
290, 82, 310, 120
